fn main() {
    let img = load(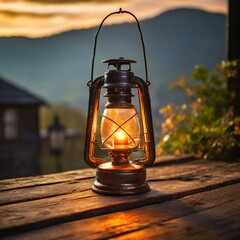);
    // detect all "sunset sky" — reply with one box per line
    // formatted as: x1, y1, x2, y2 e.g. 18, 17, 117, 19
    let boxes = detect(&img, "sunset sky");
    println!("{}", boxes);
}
0, 0, 227, 38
